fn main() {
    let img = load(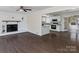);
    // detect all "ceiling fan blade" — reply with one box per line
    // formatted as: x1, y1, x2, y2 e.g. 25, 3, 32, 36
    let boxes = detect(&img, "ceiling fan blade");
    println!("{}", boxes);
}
16, 6, 32, 12
24, 9, 27, 12
25, 9, 32, 11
